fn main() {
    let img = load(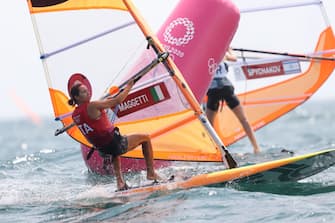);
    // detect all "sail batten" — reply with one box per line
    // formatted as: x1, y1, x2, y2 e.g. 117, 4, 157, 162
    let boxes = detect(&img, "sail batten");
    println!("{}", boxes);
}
240, 0, 321, 14
40, 21, 136, 60
230, 48, 335, 68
